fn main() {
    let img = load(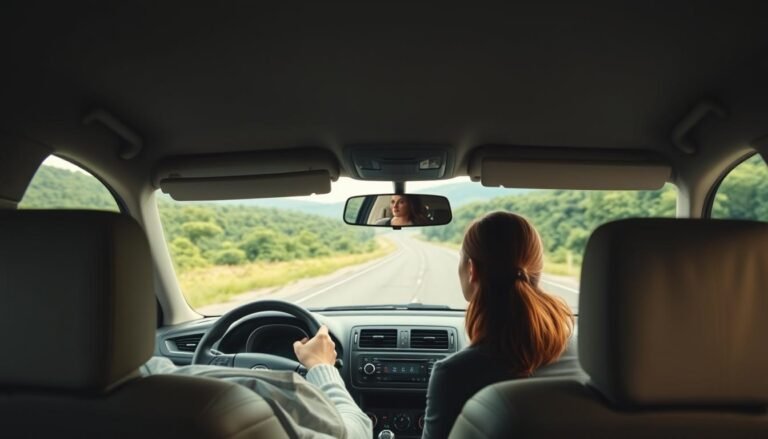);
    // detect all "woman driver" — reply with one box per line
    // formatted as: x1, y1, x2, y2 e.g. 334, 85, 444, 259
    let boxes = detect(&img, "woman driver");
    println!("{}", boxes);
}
421, 211, 578, 439
377, 194, 428, 226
